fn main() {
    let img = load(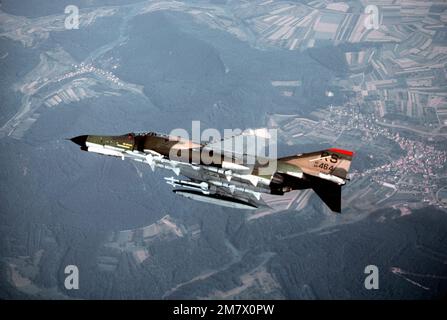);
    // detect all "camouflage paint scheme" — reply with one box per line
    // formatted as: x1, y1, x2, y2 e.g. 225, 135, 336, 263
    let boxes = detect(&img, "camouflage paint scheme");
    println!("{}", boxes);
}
70, 132, 354, 212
